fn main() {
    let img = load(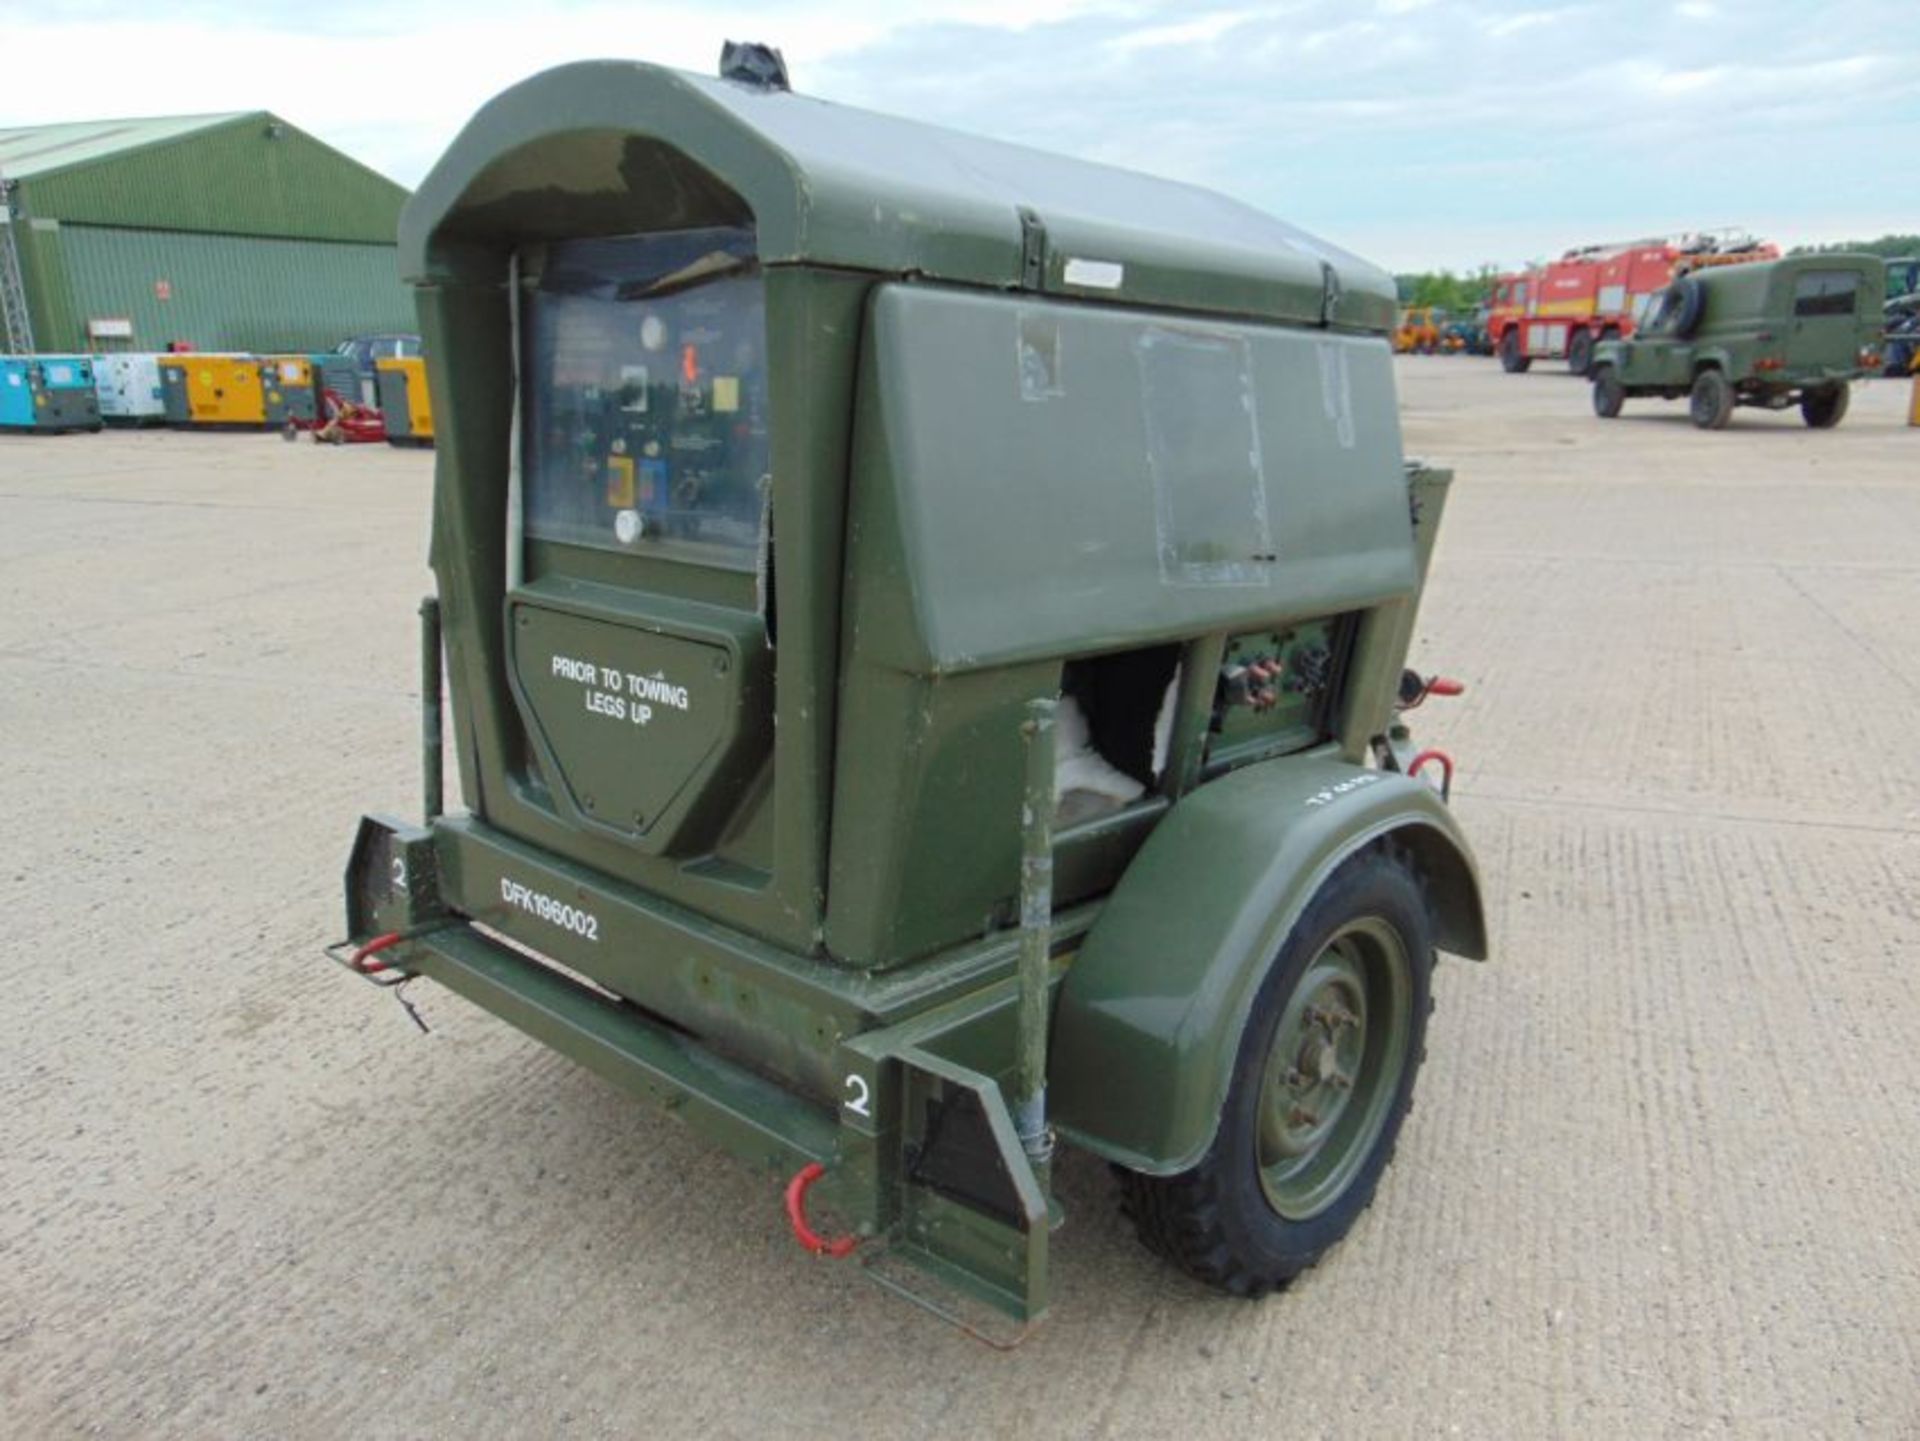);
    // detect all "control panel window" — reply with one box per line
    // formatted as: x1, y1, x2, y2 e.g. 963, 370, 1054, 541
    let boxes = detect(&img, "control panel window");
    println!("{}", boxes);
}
521, 227, 771, 571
